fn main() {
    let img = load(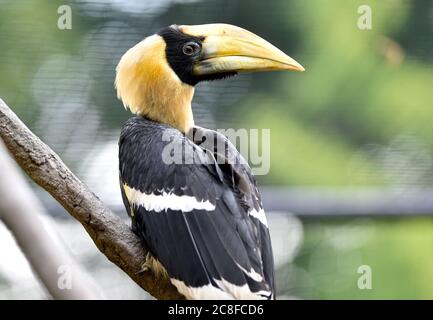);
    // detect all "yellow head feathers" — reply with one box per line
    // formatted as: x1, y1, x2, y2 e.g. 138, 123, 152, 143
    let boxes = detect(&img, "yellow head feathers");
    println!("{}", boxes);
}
115, 24, 304, 133
115, 35, 195, 133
